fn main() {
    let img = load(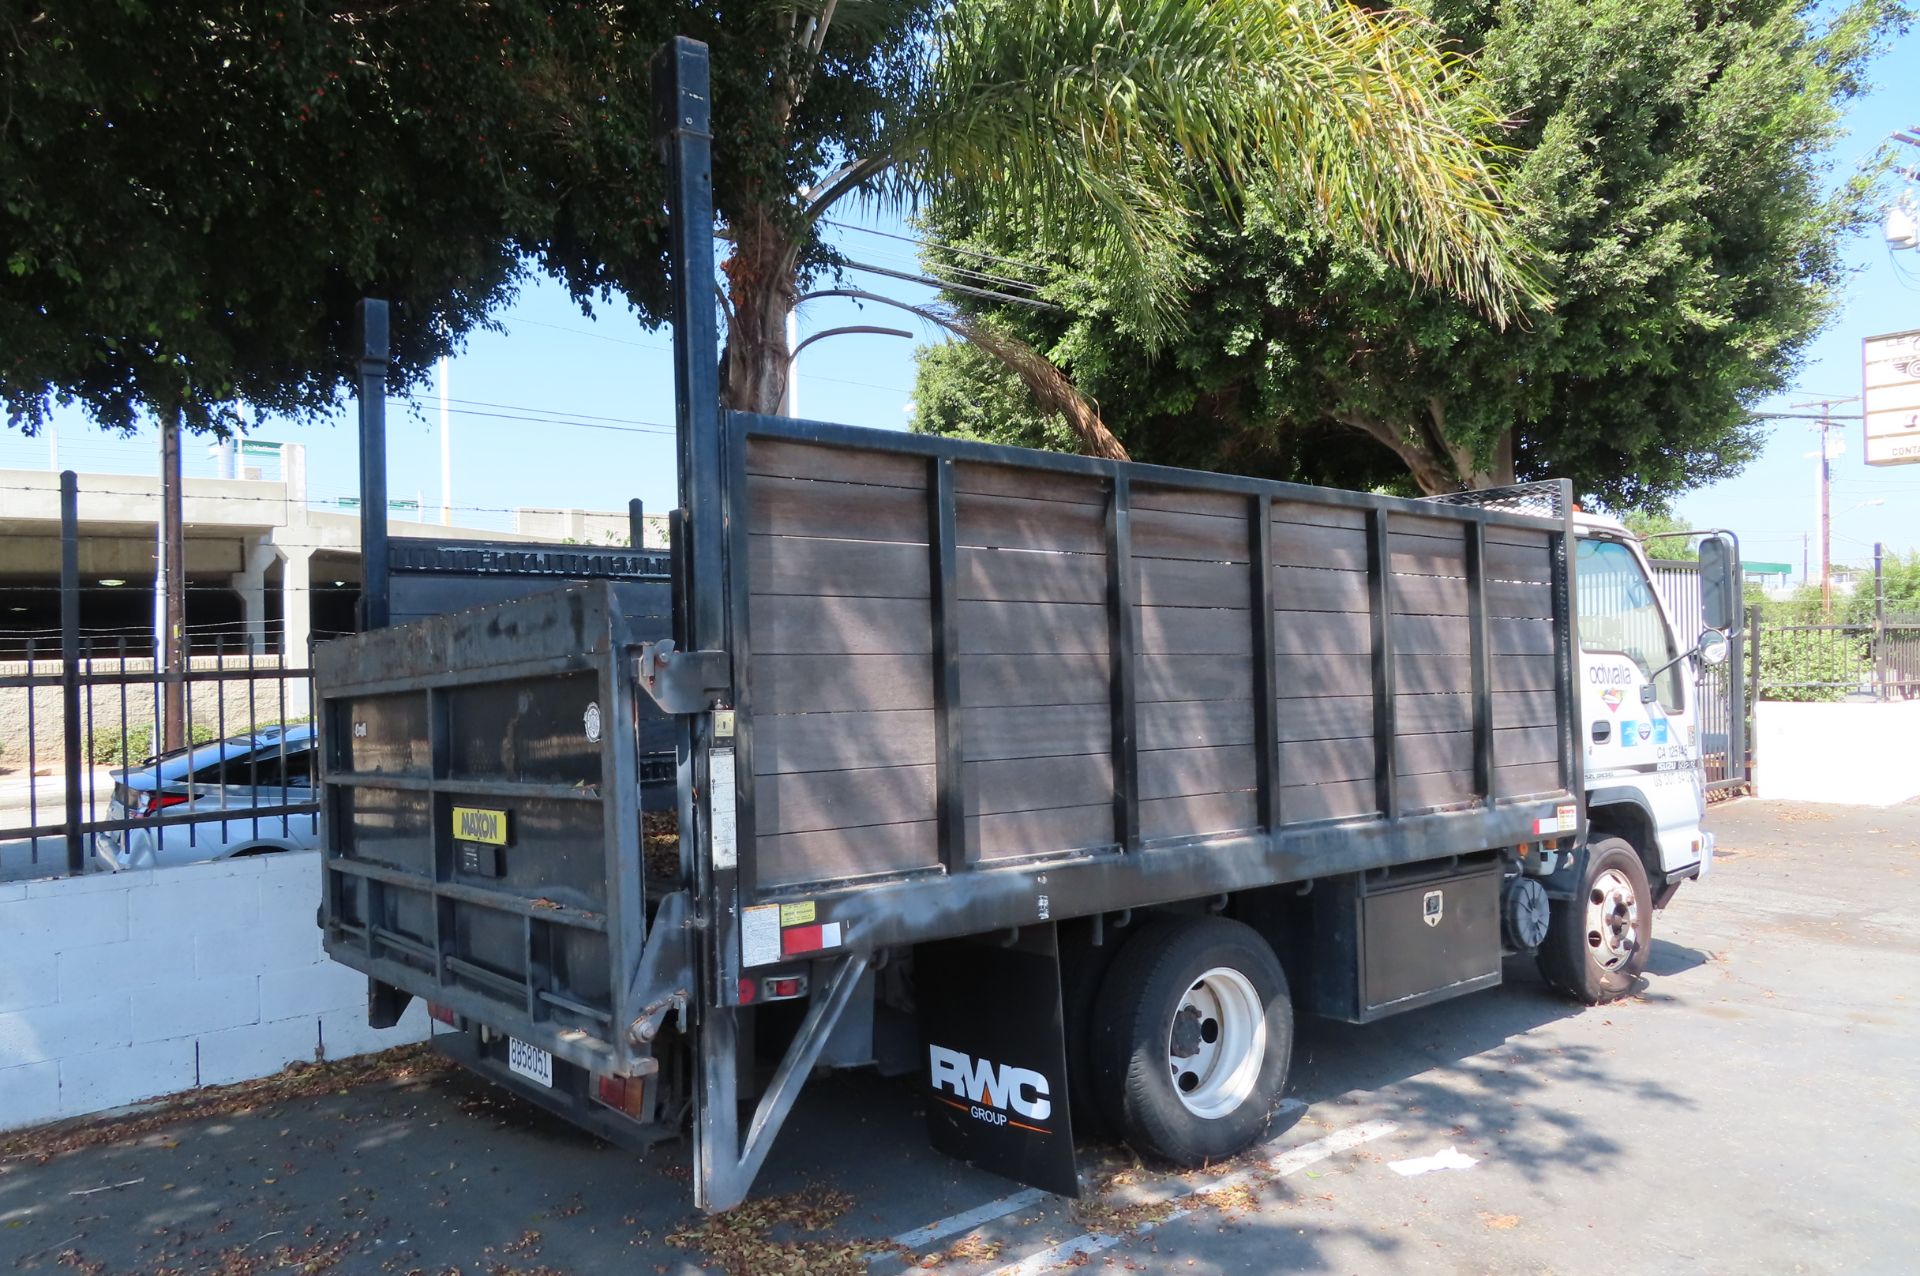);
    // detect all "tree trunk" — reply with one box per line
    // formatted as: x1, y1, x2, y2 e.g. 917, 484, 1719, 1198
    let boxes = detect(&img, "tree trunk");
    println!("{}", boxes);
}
1337, 408, 1514, 494
719, 211, 797, 414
